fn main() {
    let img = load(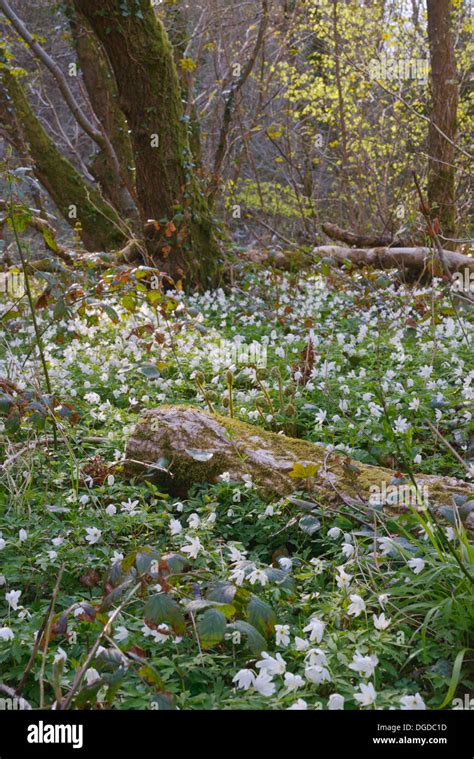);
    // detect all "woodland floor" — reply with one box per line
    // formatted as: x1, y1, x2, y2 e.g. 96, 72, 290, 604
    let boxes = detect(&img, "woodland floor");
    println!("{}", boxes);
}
0, 260, 473, 710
